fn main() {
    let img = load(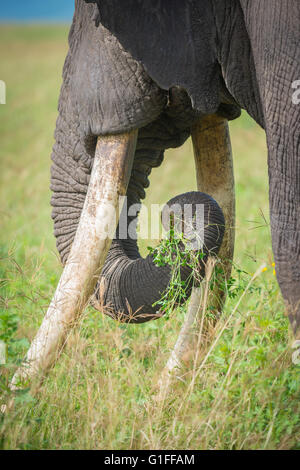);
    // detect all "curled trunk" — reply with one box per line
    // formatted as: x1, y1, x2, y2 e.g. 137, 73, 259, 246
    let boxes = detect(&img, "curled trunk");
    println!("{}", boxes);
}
51, 93, 225, 324
96, 190, 225, 323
